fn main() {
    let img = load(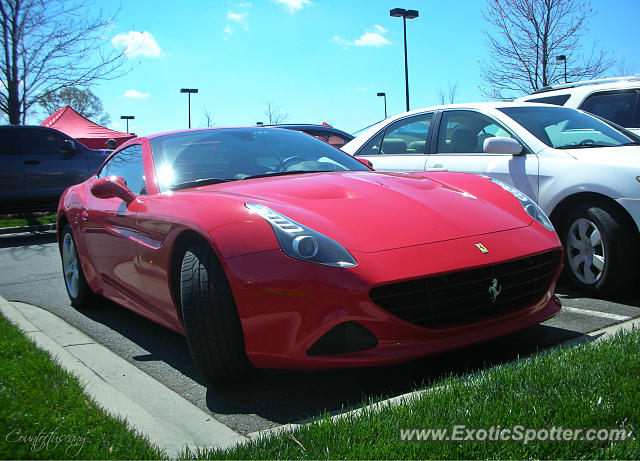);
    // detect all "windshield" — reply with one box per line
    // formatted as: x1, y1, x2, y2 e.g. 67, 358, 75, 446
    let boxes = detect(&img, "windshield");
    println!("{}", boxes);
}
149, 128, 369, 192
498, 106, 637, 149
